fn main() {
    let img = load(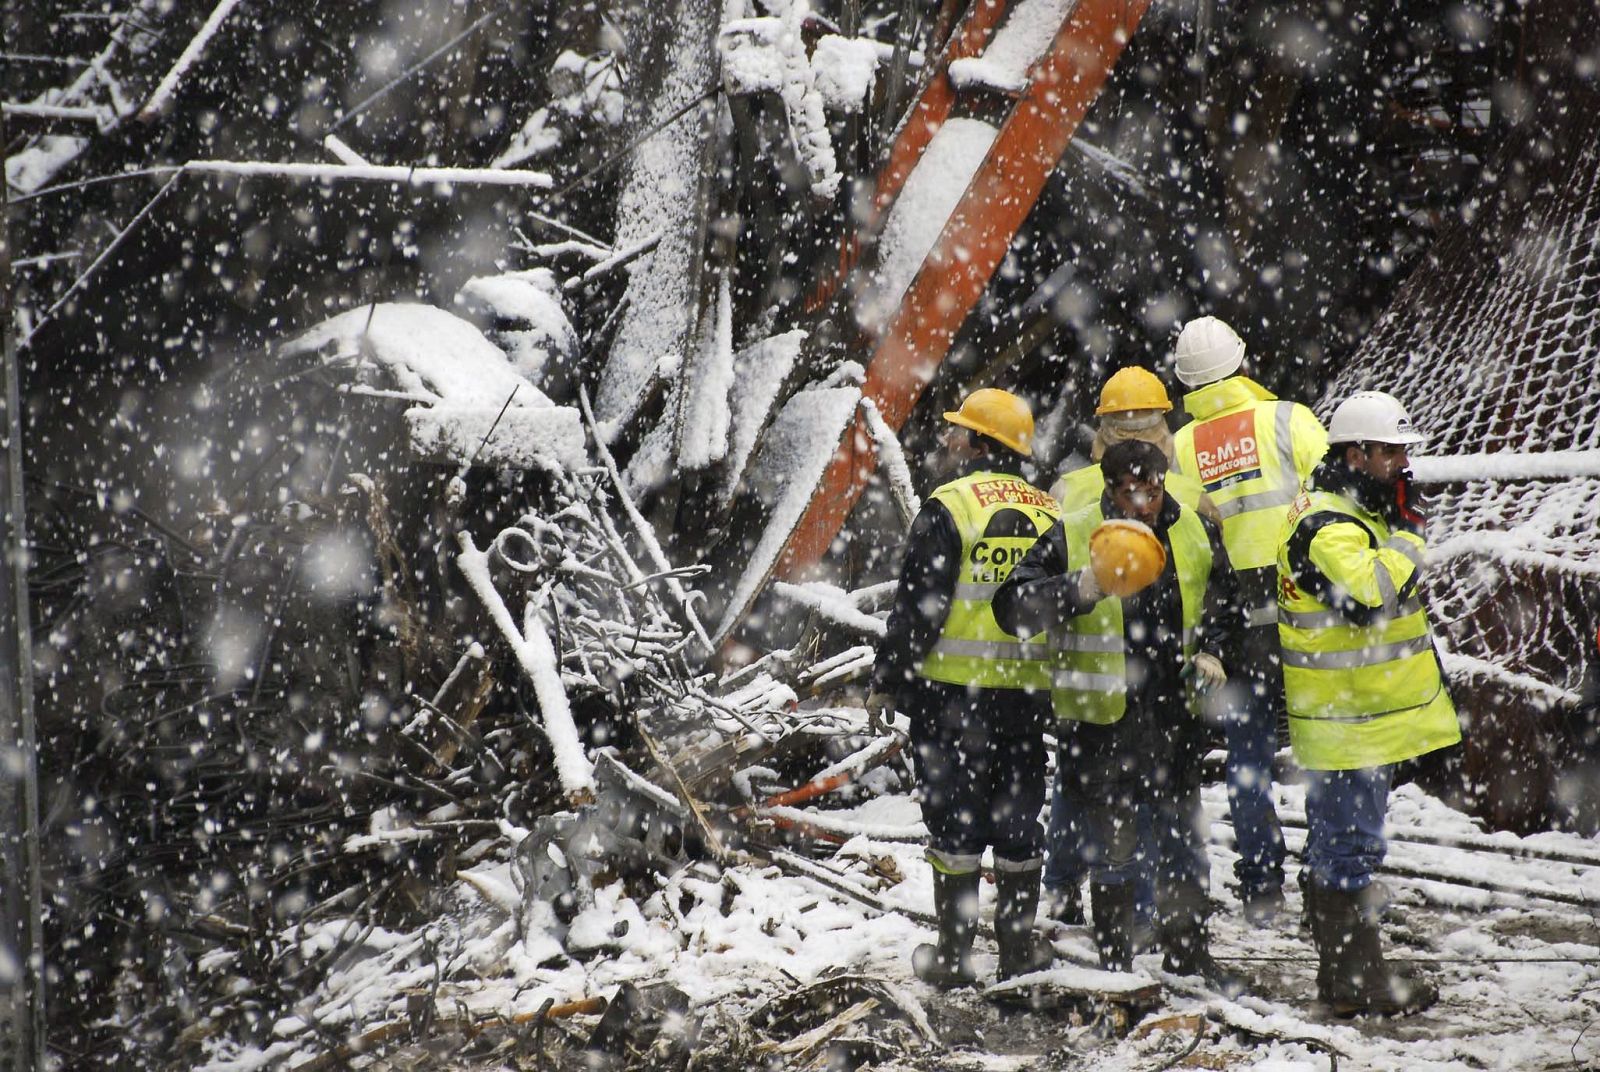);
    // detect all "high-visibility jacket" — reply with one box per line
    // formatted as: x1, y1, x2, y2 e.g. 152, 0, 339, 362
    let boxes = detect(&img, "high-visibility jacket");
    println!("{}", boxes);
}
1050, 463, 1206, 514
1050, 502, 1212, 724
1173, 376, 1327, 575
916, 472, 1061, 690
1276, 489, 1461, 770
